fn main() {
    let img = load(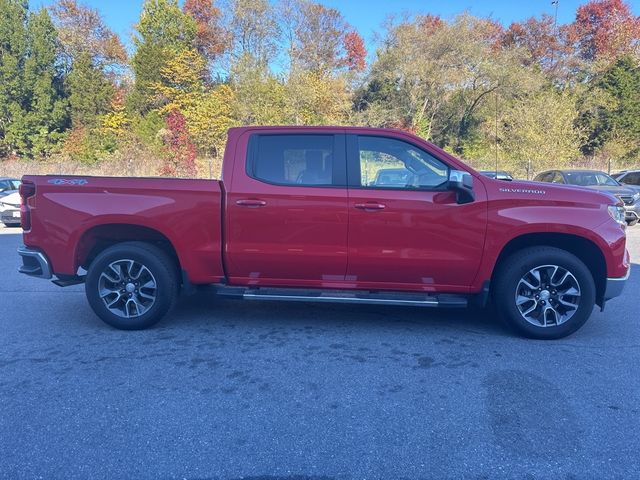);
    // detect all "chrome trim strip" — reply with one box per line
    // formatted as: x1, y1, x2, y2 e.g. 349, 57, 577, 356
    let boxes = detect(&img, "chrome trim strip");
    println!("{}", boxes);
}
17, 246, 52, 280
243, 292, 439, 307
